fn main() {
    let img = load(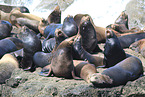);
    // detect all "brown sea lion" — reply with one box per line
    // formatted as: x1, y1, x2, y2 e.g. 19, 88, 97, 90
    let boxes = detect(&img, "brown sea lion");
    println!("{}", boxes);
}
79, 16, 101, 53
89, 56, 144, 87
0, 20, 12, 39
74, 60, 97, 83
0, 54, 19, 84
0, 8, 41, 25
42, 28, 68, 53
40, 36, 79, 79
74, 14, 106, 43
104, 29, 126, 67
0, 4, 29, 13
130, 39, 145, 58
47, 5, 61, 24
